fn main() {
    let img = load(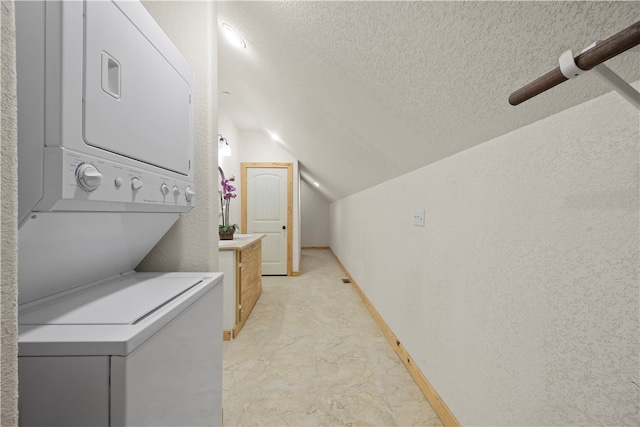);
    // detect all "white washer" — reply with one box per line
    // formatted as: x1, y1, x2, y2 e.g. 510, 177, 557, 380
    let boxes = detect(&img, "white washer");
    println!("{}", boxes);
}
18, 273, 222, 426
15, 1, 222, 425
